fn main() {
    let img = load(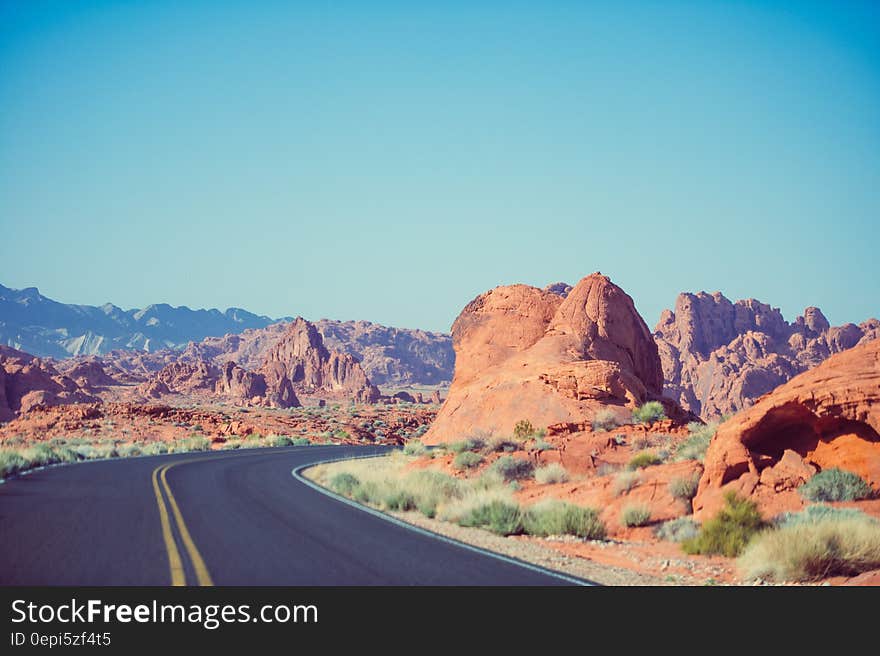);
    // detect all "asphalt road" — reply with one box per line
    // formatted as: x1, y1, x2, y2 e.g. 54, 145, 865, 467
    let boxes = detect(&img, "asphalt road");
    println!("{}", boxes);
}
0, 446, 590, 586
